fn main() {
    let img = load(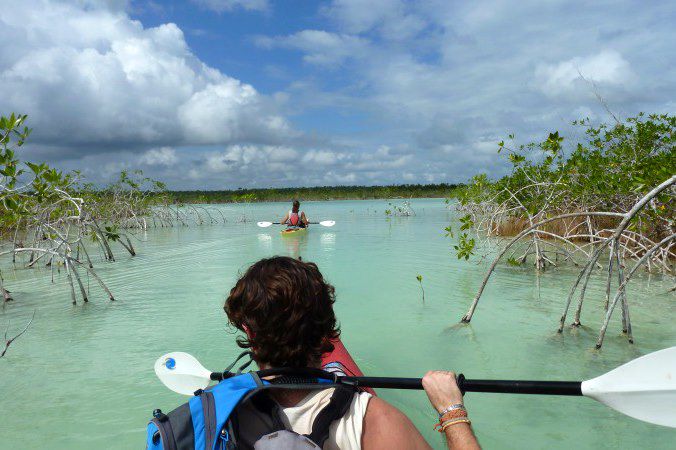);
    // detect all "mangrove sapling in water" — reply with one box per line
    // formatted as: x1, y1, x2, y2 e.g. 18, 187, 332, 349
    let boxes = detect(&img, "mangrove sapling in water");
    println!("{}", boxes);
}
0, 114, 233, 307
385, 200, 416, 217
0, 115, 145, 305
447, 113, 676, 348
416, 274, 425, 303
